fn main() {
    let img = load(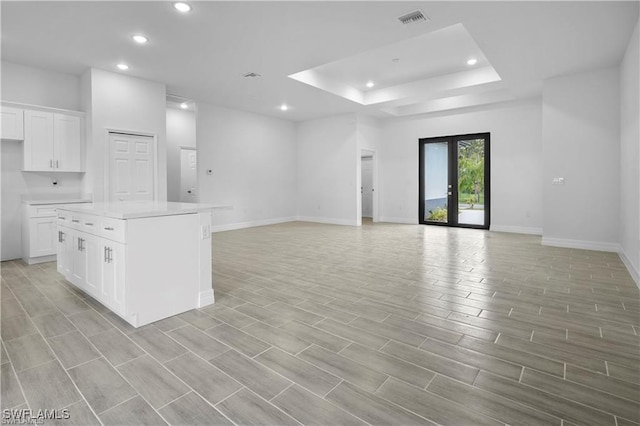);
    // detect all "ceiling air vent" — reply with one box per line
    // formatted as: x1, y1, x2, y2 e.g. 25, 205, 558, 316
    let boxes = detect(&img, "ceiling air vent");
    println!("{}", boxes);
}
398, 10, 428, 25
242, 72, 262, 78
